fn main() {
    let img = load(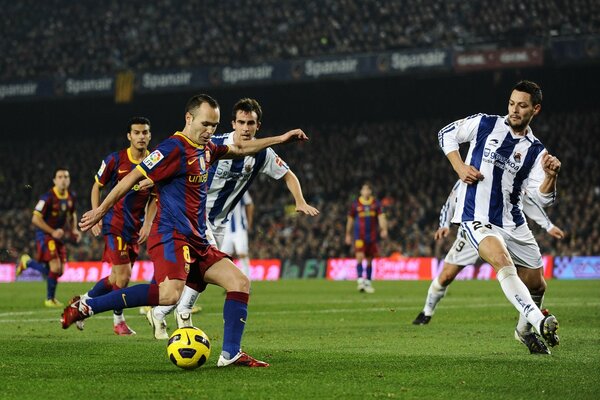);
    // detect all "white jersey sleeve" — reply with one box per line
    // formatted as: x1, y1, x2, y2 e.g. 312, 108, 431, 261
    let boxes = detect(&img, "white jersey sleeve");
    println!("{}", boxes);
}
259, 147, 289, 180
438, 114, 485, 154
439, 180, 460, 228
522, 193, 554, 231
523, 151, 556, 207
